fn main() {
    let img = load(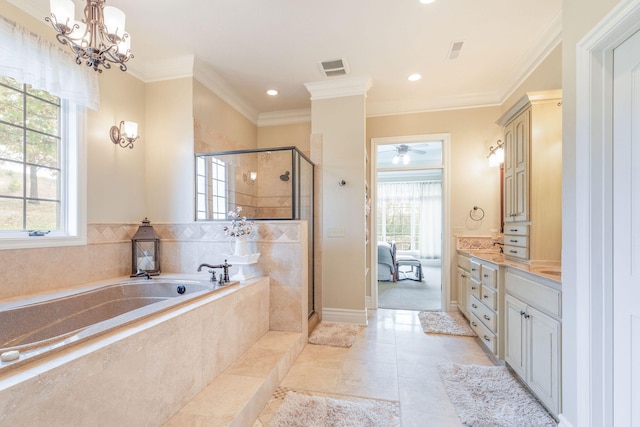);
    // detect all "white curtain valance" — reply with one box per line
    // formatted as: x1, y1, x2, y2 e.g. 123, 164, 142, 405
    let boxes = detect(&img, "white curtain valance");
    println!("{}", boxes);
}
0, 16, 99, 110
